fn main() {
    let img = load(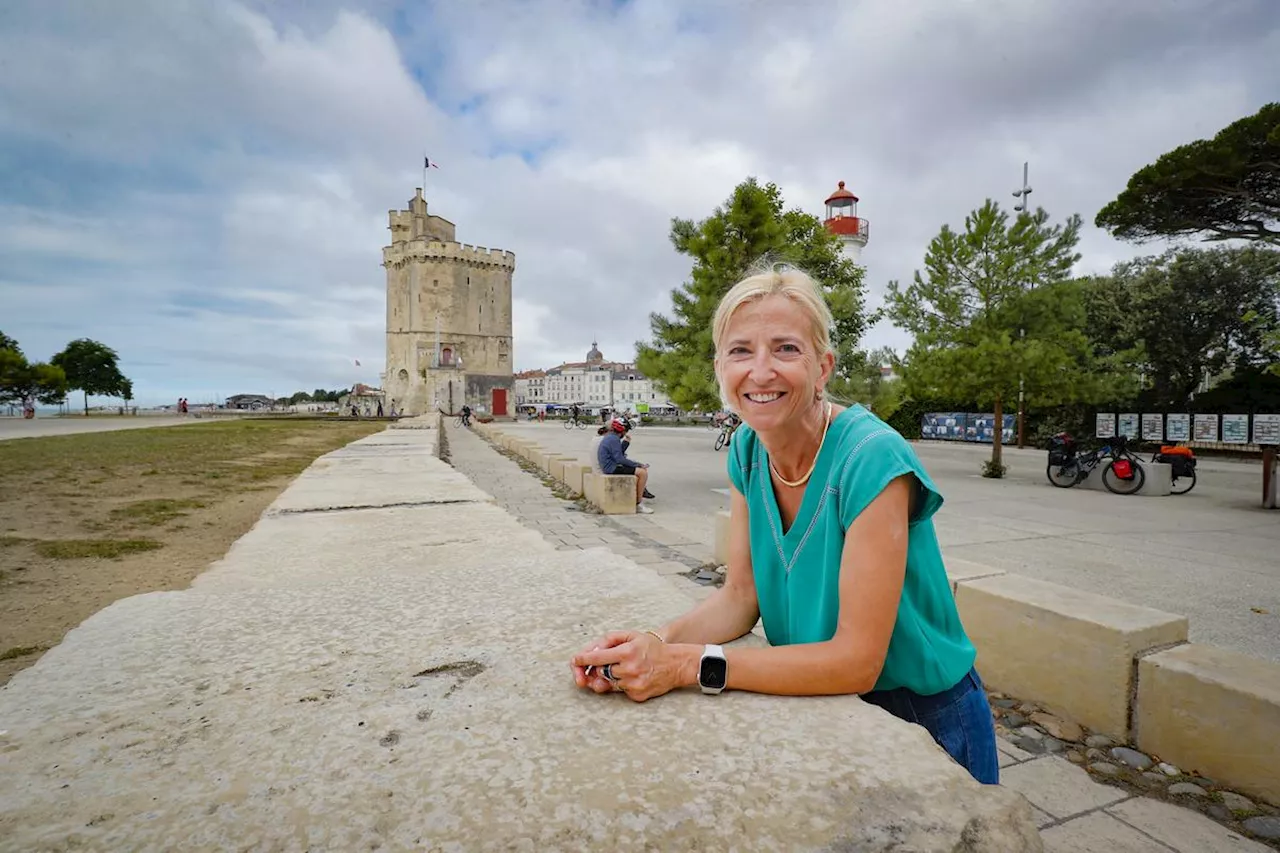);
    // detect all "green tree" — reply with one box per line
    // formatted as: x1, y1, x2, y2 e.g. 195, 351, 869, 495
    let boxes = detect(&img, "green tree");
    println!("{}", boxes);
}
1096, 102, 1280, 244
0, 331, 22, 356
0, 348, 69, 407
1086, 246, 1280, 405
885, 200, 1108, 474
50, 338, 131, 415
636, 177, 867, 412
289, 390, 314, 405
